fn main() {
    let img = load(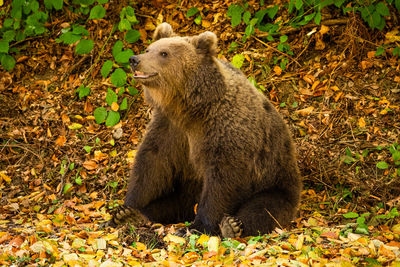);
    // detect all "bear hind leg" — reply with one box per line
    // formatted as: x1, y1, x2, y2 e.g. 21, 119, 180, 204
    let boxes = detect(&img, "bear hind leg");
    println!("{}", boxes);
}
221, 189, 298, 238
